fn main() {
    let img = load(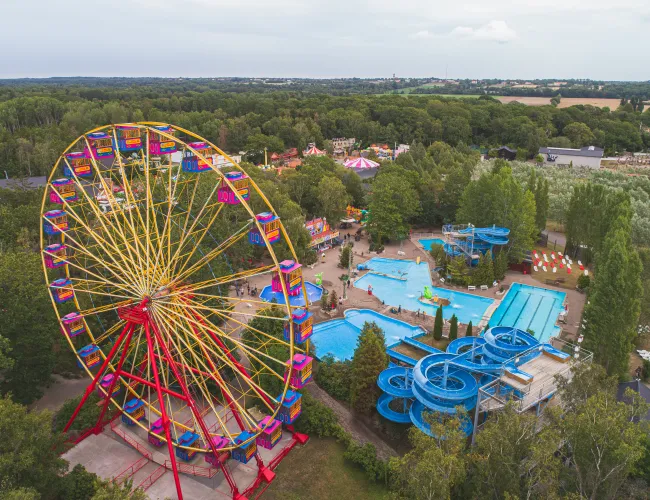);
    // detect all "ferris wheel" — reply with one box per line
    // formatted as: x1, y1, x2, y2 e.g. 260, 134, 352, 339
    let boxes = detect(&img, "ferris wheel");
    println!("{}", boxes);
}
40, 123, 313, 499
